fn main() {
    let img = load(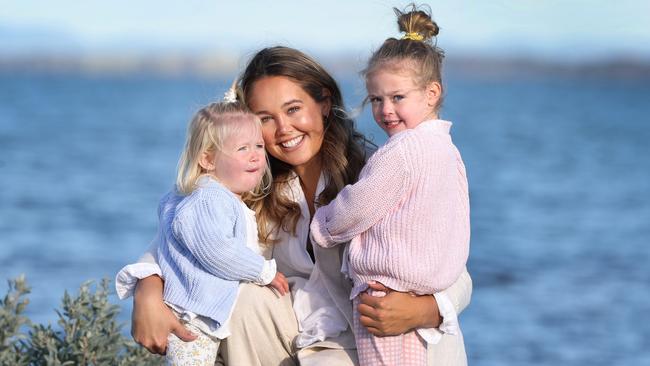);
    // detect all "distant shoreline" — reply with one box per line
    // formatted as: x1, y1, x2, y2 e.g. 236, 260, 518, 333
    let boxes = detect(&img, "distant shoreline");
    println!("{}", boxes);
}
1, 53, 650, 79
